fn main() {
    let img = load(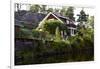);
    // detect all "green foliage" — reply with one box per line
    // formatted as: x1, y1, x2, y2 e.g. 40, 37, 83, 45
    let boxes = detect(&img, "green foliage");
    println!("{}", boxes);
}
77, 10, 89, 29
30, 5, 47, 13
32, 29, 52, 40
70, 35, 84, 49
43, 19, 63, 34
40, 5, 47, 13
54, 8, 60, 13
77, 10, 88, 22
15, 28, 32, 38
32, 29, 40, 38
30, 5, 41, 13
15, 37, 93, 65
81, 28, 94, 47
60, 7, 67, 16
15, 5, 94, 65
15, 27, 94, 64
51, 40, 71, 52
55, 27, 62, 41
65, 7, 75, 21
68, 27, 94, 49
87, 16, 94, 28
47, 8, 53, 13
